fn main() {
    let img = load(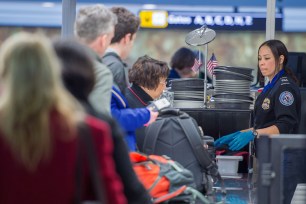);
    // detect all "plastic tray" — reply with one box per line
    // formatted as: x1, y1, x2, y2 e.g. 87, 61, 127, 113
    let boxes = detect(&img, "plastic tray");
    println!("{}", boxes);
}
216, 155, 243, 176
